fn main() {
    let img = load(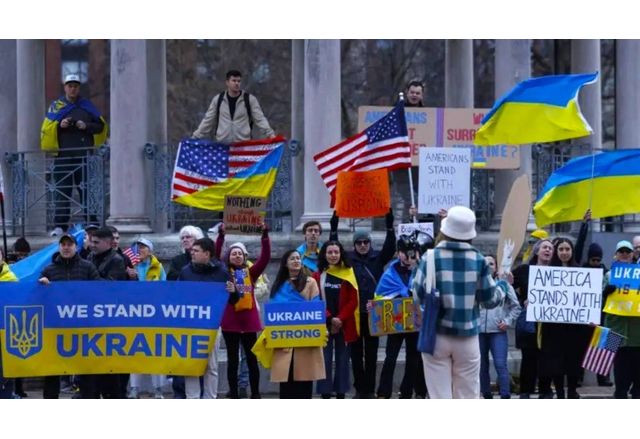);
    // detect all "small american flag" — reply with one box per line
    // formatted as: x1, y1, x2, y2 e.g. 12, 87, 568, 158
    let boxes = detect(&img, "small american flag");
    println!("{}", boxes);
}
582, 326, 624, 376
171, 137, 284, 199
313, 101, 411, 205
123, 245, 140, 266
